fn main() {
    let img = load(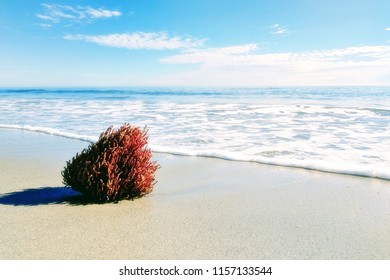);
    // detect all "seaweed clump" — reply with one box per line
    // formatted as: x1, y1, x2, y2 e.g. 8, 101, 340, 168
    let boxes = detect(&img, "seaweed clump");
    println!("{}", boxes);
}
62, 123, 159, 203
